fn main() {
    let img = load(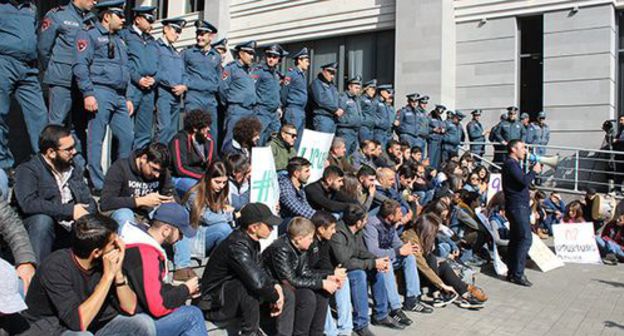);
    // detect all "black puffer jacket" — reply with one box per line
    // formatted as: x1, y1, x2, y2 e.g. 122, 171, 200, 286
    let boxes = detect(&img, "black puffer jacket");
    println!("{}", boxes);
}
262, 235, 324, 290
197, 229, 278, 309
